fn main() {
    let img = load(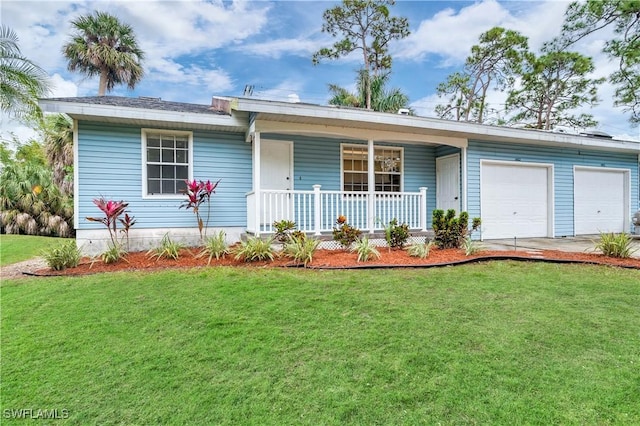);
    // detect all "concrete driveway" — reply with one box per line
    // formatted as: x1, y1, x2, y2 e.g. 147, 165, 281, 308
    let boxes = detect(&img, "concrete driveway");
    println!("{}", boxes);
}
481, 235, 640, 258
